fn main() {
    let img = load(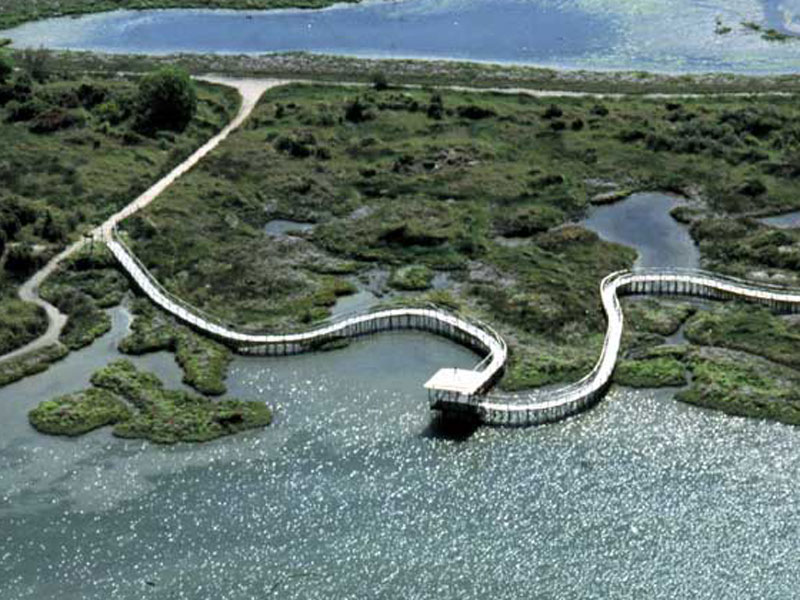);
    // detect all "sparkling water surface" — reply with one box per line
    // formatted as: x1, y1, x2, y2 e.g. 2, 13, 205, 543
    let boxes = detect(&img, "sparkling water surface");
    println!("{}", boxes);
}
3, 0, 799, 73
2, 303, 800, 598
